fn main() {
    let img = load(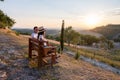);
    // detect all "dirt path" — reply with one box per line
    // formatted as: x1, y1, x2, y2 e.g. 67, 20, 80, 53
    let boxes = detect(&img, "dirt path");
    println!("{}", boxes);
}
0, 30, 120, 80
